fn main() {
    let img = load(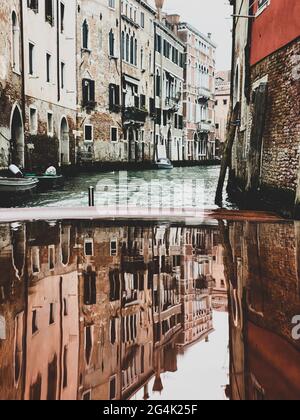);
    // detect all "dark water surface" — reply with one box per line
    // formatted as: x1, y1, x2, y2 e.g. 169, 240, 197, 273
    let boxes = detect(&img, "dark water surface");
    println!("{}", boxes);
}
0, 166, 236, 210
0, 219, 299, 400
